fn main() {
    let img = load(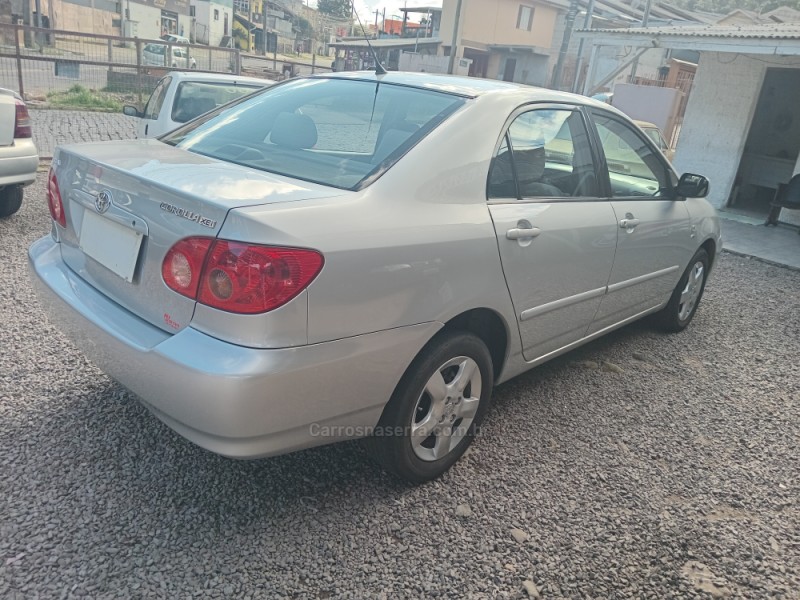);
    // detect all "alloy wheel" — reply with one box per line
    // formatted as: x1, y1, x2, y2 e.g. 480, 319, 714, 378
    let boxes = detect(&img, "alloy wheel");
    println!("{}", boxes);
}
678, 261, 705, 321
411, 356, 482, 462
